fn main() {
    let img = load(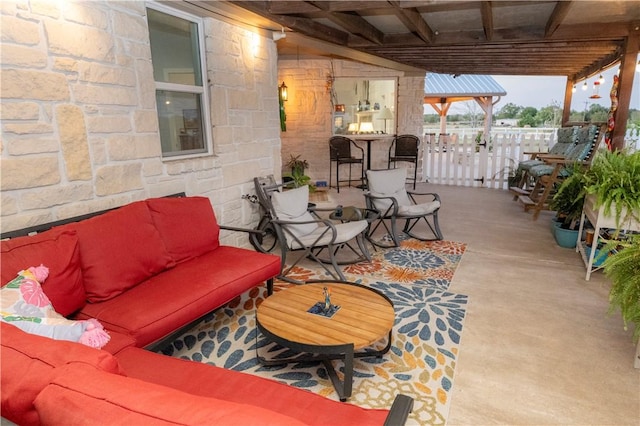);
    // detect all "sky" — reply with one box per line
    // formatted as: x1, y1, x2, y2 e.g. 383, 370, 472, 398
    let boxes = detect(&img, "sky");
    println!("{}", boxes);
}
490, 63, 640, 113
442, 60, 640, 115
